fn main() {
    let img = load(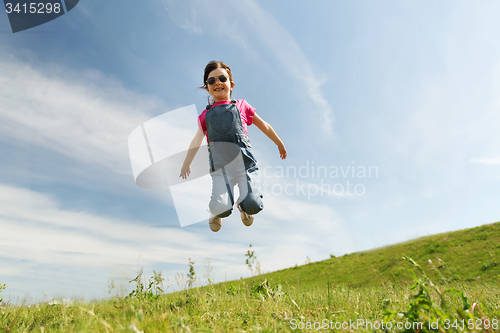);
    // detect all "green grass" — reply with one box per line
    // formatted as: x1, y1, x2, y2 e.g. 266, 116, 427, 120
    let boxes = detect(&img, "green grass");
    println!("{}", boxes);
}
1, 222, 500, 332
241, 221, 500, 290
